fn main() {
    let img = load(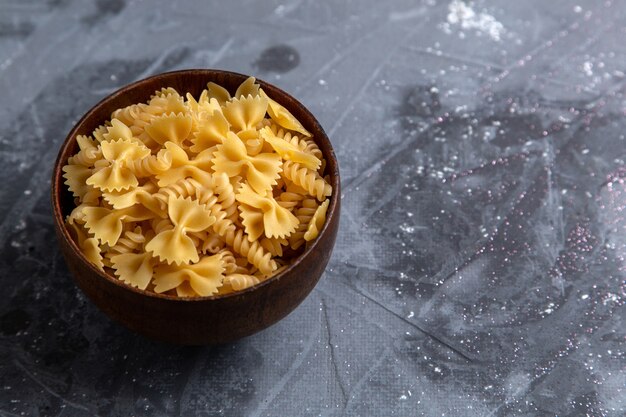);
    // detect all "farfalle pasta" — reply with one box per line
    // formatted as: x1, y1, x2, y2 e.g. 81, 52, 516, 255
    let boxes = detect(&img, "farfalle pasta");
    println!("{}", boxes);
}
62, 77, 332, 297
